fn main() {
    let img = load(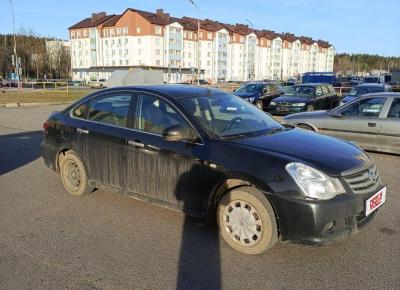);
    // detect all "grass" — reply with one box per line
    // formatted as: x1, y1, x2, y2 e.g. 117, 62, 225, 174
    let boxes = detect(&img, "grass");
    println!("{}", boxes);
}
0, 89, 96, 104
